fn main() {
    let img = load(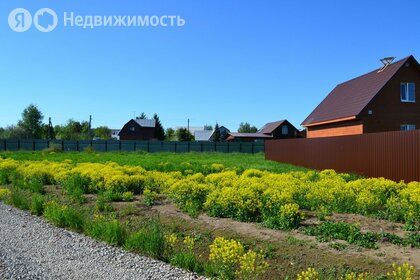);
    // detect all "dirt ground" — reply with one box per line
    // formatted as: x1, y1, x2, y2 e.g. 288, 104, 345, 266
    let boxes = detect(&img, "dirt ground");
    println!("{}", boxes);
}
153, 204, 420, 268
